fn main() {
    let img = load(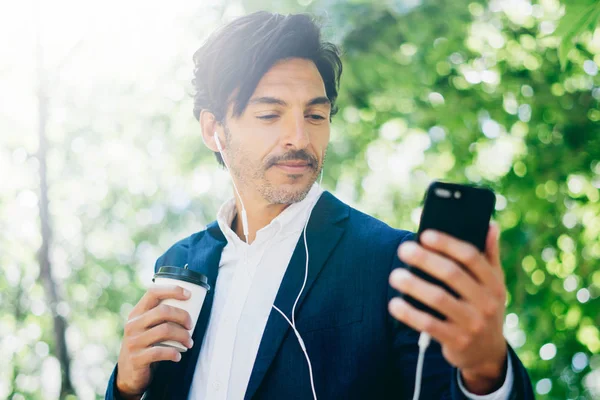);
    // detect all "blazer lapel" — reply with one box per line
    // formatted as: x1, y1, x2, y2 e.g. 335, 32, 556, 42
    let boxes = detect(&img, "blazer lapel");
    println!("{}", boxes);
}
244, 191, 350, 399
162, 221, 227, 400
